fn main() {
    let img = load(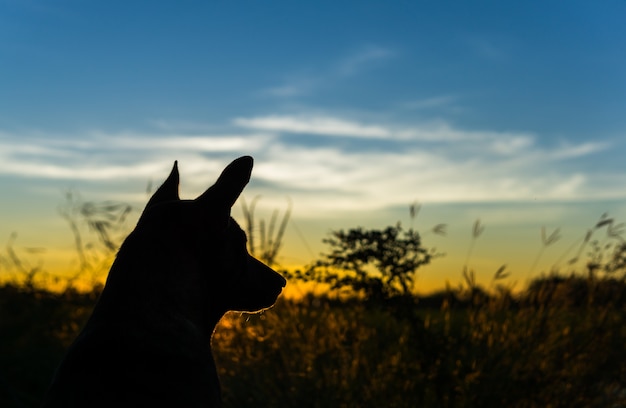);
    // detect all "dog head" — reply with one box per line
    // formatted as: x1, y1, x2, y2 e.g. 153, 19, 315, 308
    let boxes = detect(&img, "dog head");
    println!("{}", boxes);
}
115, 156, 286, 322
